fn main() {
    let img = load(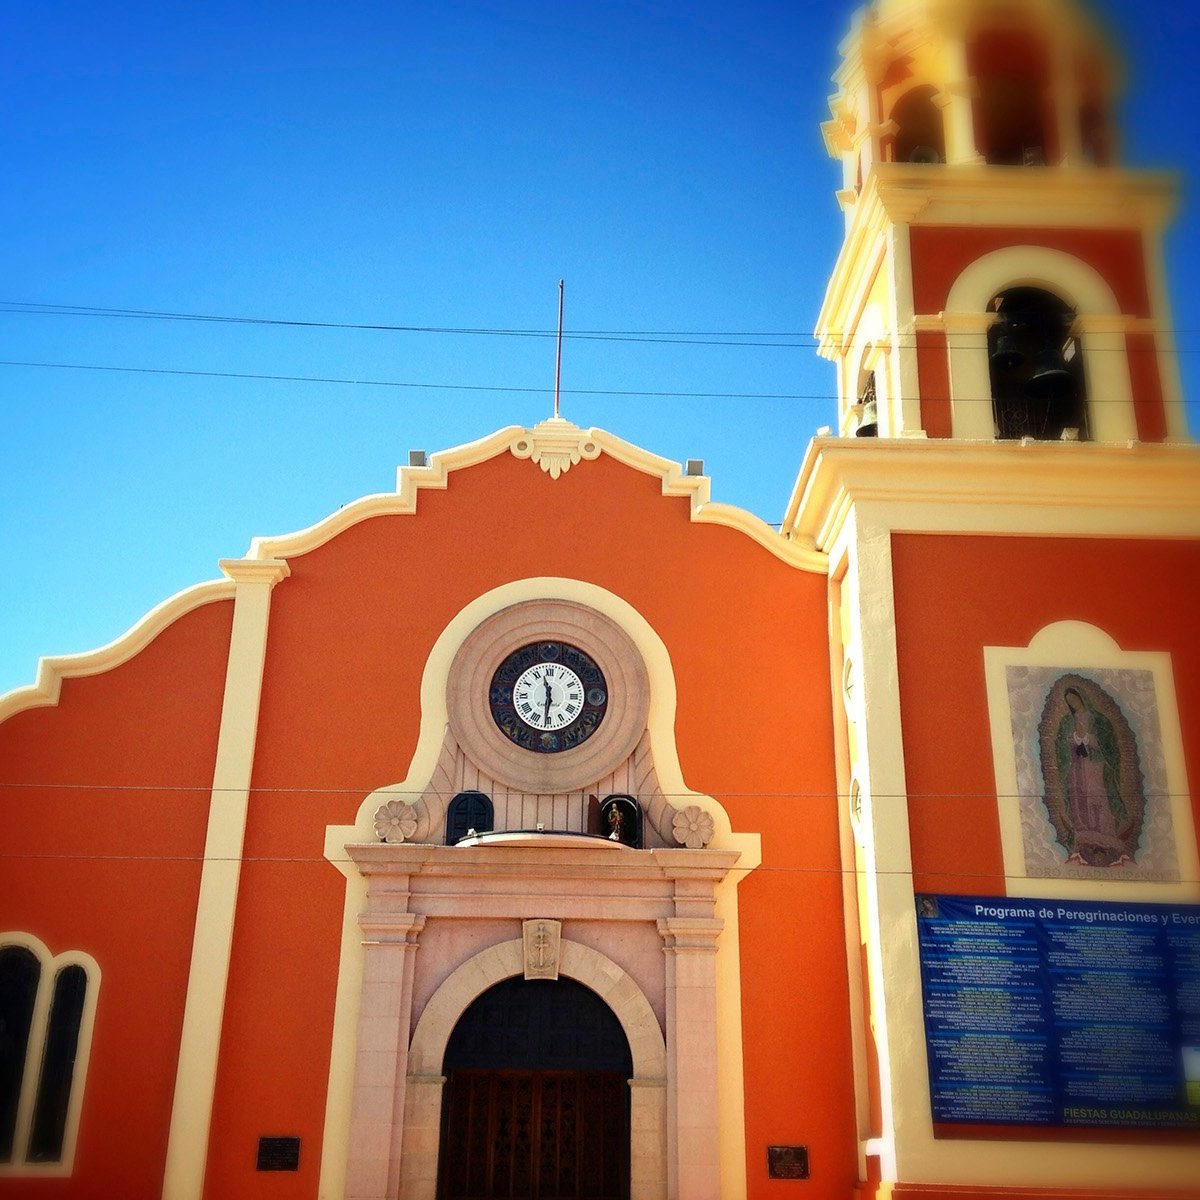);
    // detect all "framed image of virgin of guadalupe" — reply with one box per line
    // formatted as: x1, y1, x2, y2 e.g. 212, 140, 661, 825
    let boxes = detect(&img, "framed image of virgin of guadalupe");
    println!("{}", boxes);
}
984, 622, 1198, 899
